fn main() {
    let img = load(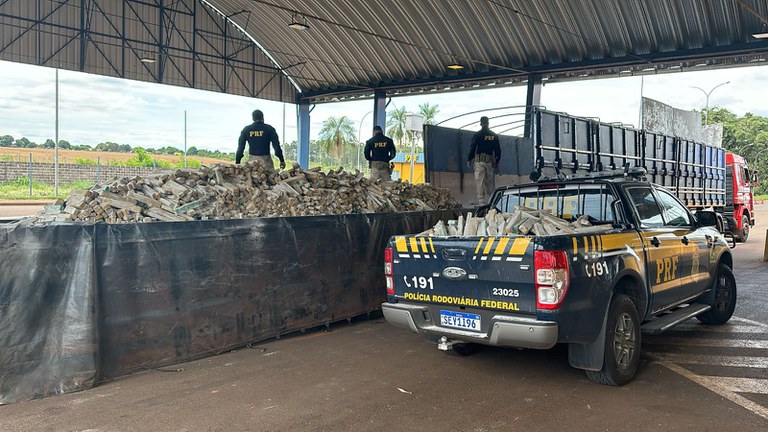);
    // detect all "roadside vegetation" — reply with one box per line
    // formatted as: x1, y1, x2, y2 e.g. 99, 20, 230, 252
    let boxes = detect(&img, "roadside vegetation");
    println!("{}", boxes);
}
0, 178, 93, 200
3, 105, 765, 200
